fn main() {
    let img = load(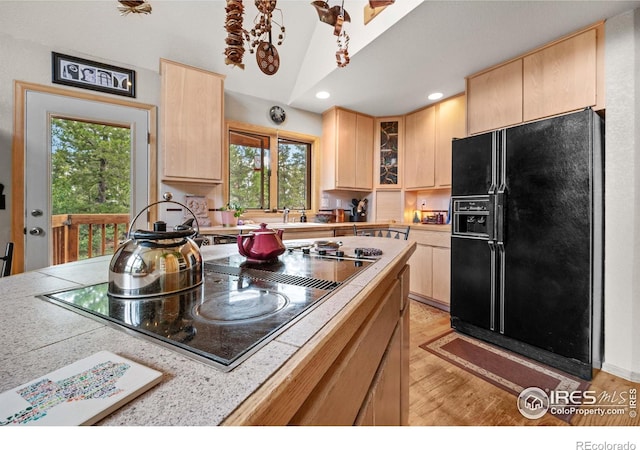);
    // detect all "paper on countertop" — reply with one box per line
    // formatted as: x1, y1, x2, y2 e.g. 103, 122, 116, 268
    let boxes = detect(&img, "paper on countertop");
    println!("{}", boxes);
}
0, 351, 162, 426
